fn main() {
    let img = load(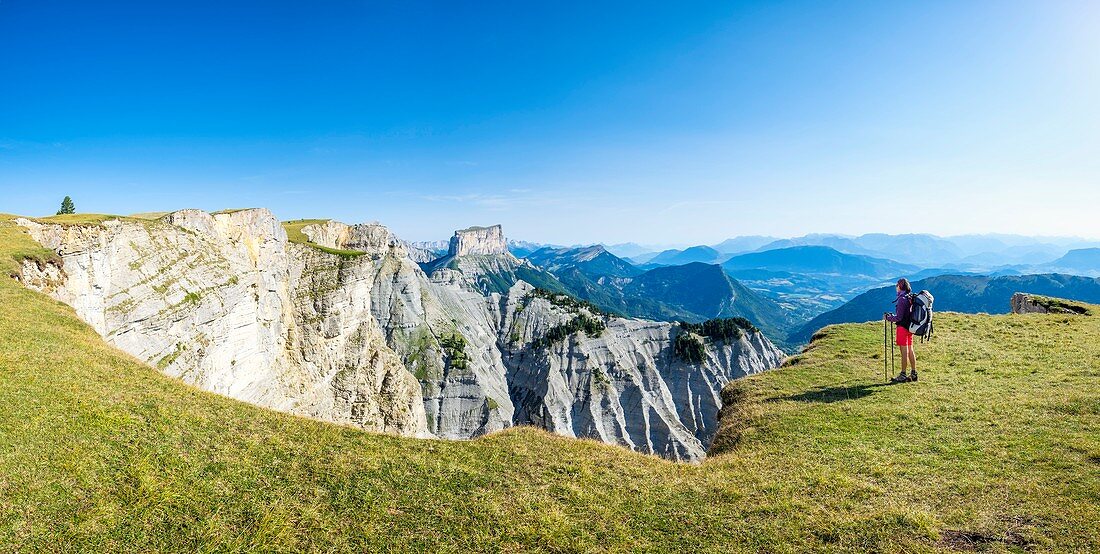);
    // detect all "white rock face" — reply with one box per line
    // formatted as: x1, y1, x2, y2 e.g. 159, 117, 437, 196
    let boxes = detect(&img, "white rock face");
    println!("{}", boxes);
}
450, 225, 507, 256
494, 282, 784, 460
302, 220, 403, 255
17, 210, 427, 436
17, 213, 785, 460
